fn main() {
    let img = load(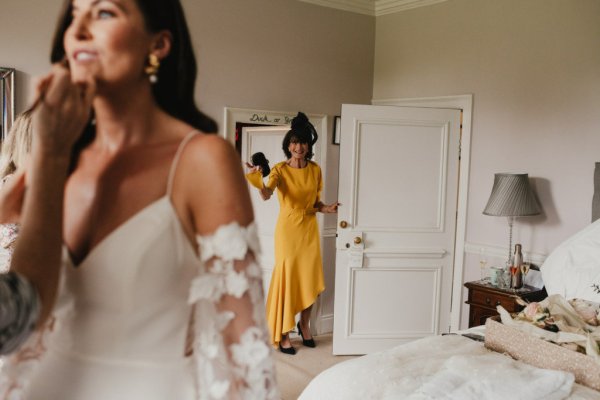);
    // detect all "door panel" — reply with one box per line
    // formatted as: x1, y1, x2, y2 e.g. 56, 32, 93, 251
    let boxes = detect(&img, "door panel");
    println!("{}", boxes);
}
333, 104, 461, 355
355, 122, 448, 230
350, 267, 440, 334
